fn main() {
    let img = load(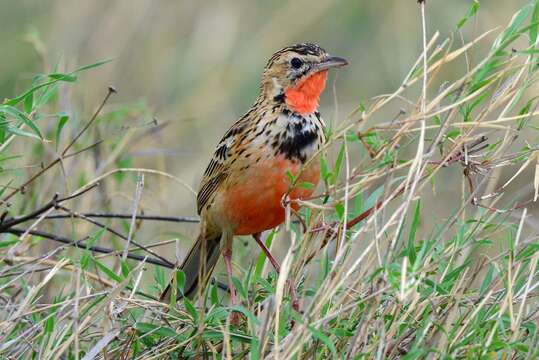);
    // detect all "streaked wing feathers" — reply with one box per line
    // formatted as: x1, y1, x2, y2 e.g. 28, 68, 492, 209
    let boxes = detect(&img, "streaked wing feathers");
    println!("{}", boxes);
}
196, 117, 250, 214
